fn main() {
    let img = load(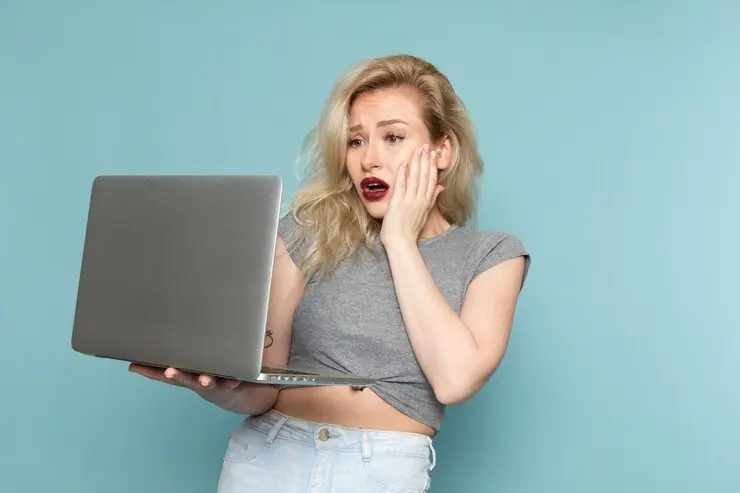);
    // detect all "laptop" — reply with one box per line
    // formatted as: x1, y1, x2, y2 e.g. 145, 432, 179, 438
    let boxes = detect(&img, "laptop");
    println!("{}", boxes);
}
71, 174, 375, 388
